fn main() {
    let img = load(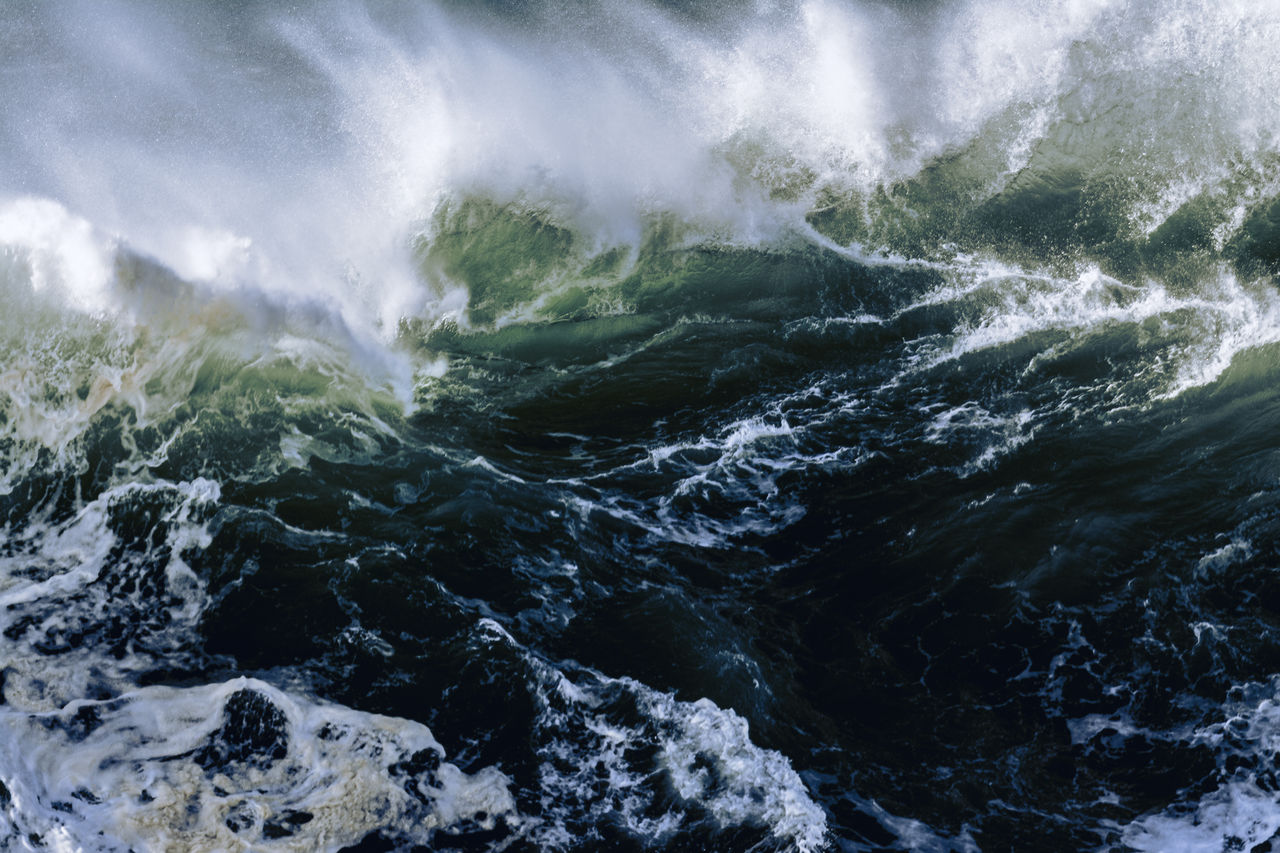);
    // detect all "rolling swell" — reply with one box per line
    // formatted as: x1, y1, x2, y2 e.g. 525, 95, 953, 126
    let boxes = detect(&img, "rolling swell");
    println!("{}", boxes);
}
6, 1, 1280, 851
